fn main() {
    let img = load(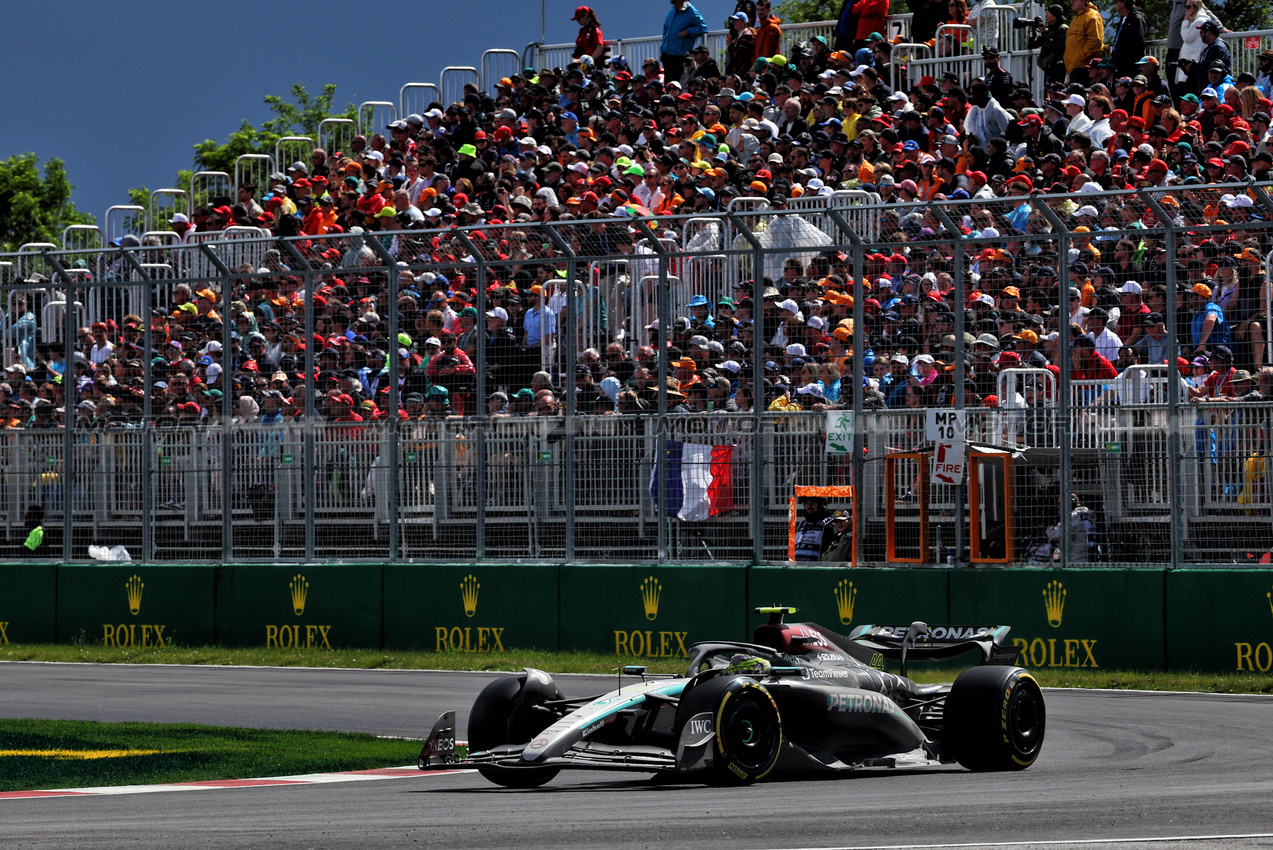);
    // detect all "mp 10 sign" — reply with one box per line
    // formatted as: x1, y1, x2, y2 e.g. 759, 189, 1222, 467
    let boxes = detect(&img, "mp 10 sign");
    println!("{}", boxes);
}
927, 411, 965, 486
